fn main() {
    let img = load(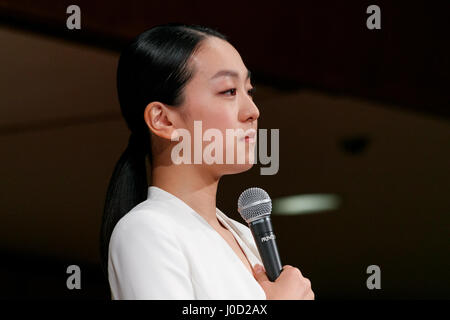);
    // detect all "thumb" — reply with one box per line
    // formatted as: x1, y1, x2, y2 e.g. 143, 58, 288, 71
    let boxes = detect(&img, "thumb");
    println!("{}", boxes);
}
252, 264, 269, 283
